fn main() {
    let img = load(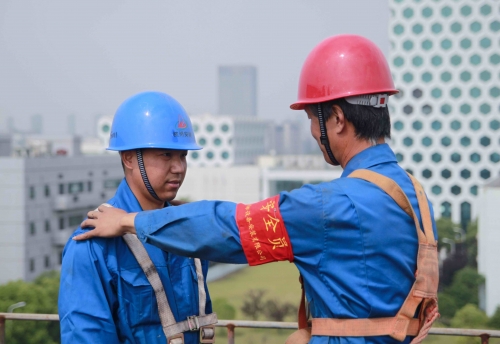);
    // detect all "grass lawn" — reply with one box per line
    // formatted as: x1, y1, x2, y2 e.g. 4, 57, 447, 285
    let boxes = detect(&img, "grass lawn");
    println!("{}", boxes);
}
207, 261, 301, 343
